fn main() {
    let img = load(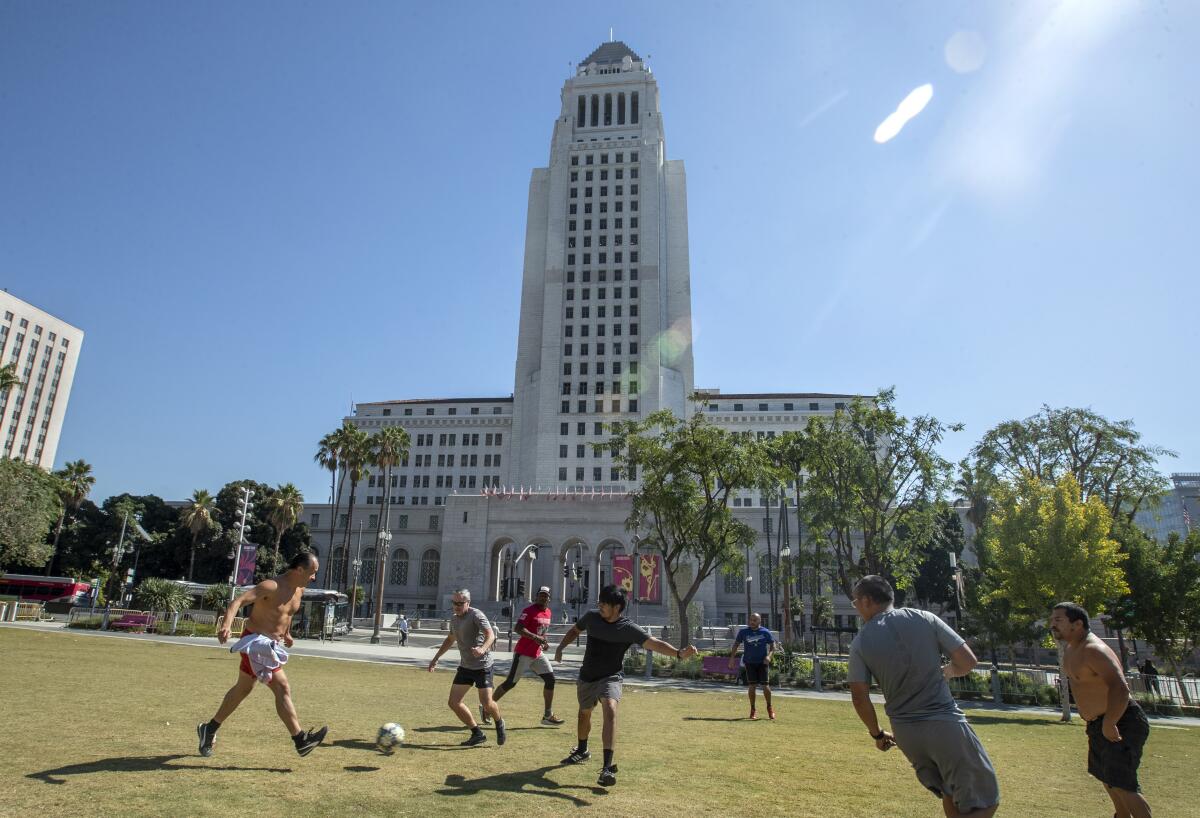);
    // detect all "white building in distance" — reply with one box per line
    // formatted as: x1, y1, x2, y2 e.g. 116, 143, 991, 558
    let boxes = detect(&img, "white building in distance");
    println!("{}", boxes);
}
305, 43, 861, 631
0, 290, 84, 469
